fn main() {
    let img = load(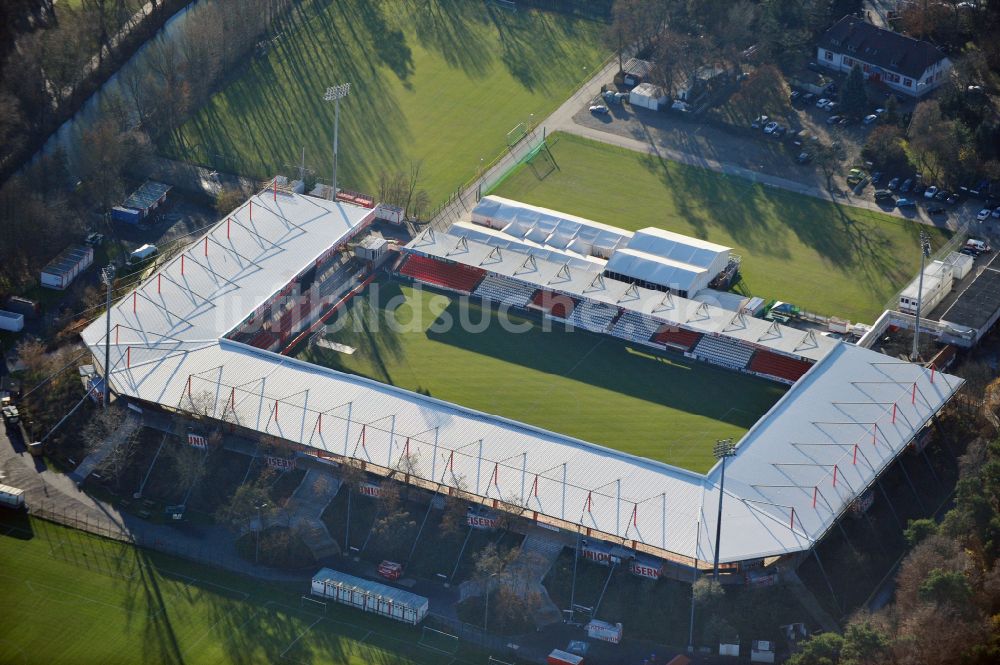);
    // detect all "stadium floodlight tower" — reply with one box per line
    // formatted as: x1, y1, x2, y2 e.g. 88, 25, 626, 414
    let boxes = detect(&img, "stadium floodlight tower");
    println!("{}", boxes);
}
323, 83, 351, 201
712, 438, 737, 581
910, 231, 932, 361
